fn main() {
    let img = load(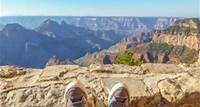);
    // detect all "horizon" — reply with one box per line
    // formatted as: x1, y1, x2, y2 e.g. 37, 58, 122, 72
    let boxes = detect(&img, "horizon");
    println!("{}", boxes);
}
0, 15, 199, 18
0, 0, 199, 17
